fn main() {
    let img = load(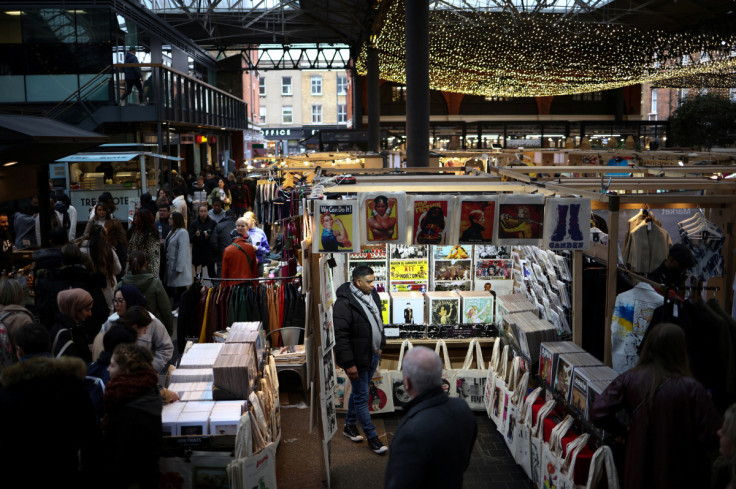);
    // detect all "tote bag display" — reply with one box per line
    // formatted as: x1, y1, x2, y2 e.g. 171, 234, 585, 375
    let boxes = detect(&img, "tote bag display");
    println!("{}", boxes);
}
500, 356, 524, 441
452, 338, 488, 411
513, 386, 544, 480
585, 445, 620, 489
484, 339, 502, 418
489, 345, 510, 427
367, 368, 395, 414
530, 399, 557, 489
557, 433, 591, 489
435, 340, 457, 396
541, 414, 576, 489
390, 339, 414, 410
333, 368, 352, 413
502, 368, 529, 453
